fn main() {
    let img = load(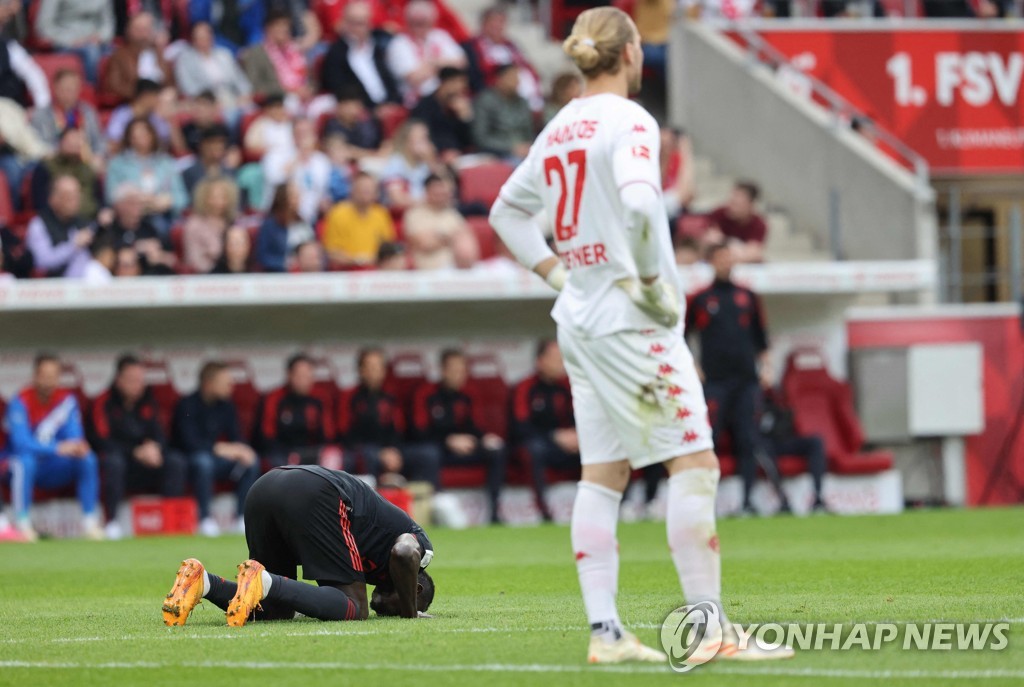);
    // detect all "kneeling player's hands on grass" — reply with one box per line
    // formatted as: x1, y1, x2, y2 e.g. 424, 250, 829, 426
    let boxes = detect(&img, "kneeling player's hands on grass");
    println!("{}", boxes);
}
615, 276, 680, 328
